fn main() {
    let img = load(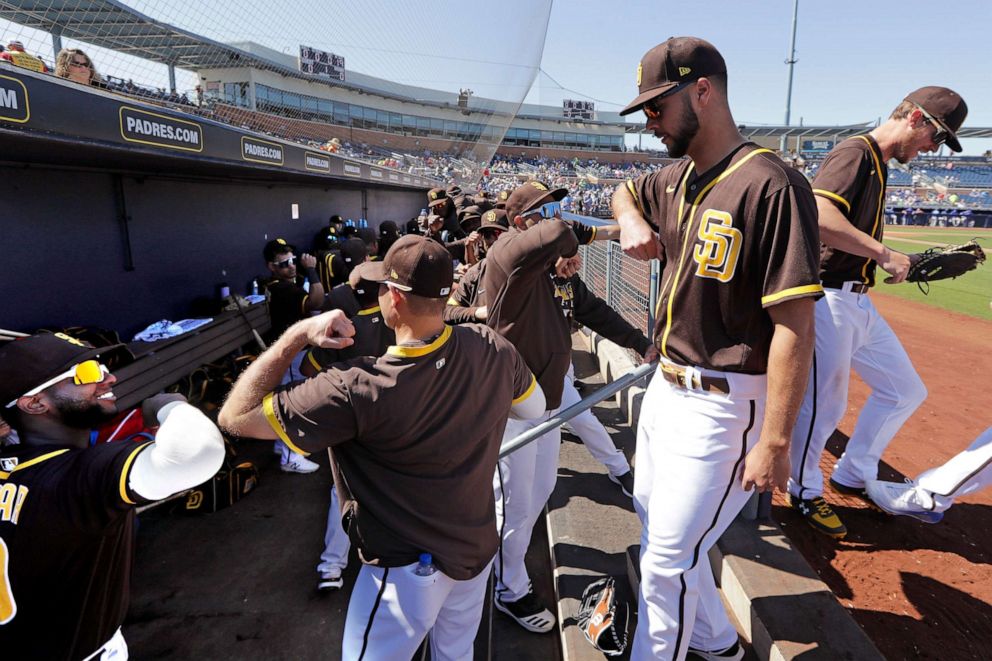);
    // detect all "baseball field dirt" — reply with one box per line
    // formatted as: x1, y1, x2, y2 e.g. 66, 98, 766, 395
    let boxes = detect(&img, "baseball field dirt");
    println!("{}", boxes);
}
772, 292, 992, 660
